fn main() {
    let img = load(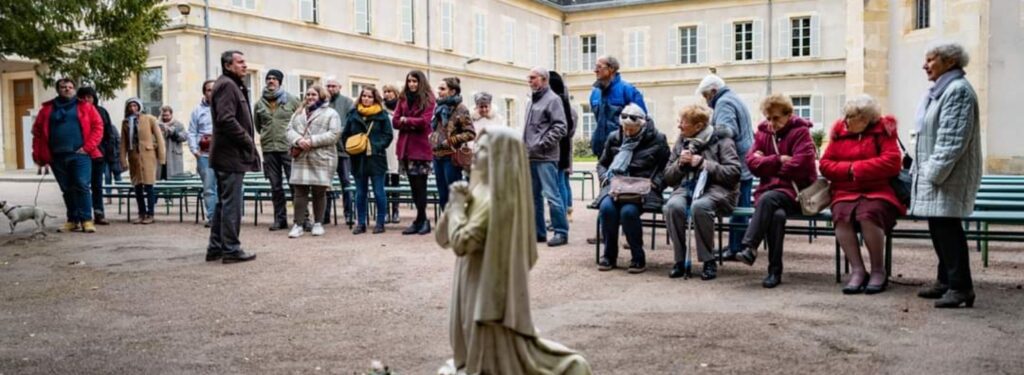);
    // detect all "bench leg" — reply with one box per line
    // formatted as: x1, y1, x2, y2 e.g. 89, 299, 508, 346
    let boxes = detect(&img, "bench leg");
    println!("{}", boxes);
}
982, 222, 989, 268
834, 238, 841, 283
